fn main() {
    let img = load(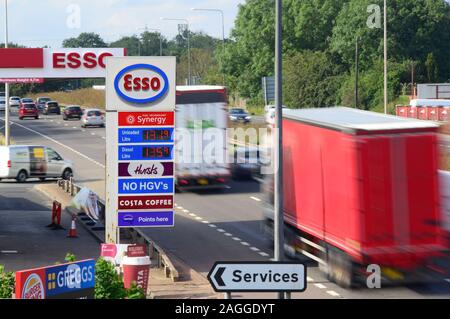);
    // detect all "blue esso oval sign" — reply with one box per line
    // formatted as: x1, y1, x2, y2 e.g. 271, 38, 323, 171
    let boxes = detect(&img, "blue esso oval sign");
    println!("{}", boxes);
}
114, 64, 169, 104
